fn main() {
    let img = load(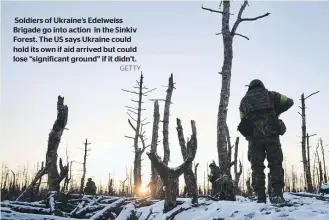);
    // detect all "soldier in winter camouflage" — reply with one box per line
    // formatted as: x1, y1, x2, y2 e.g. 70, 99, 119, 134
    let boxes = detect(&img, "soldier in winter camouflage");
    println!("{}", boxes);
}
238, 79, 294, 204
